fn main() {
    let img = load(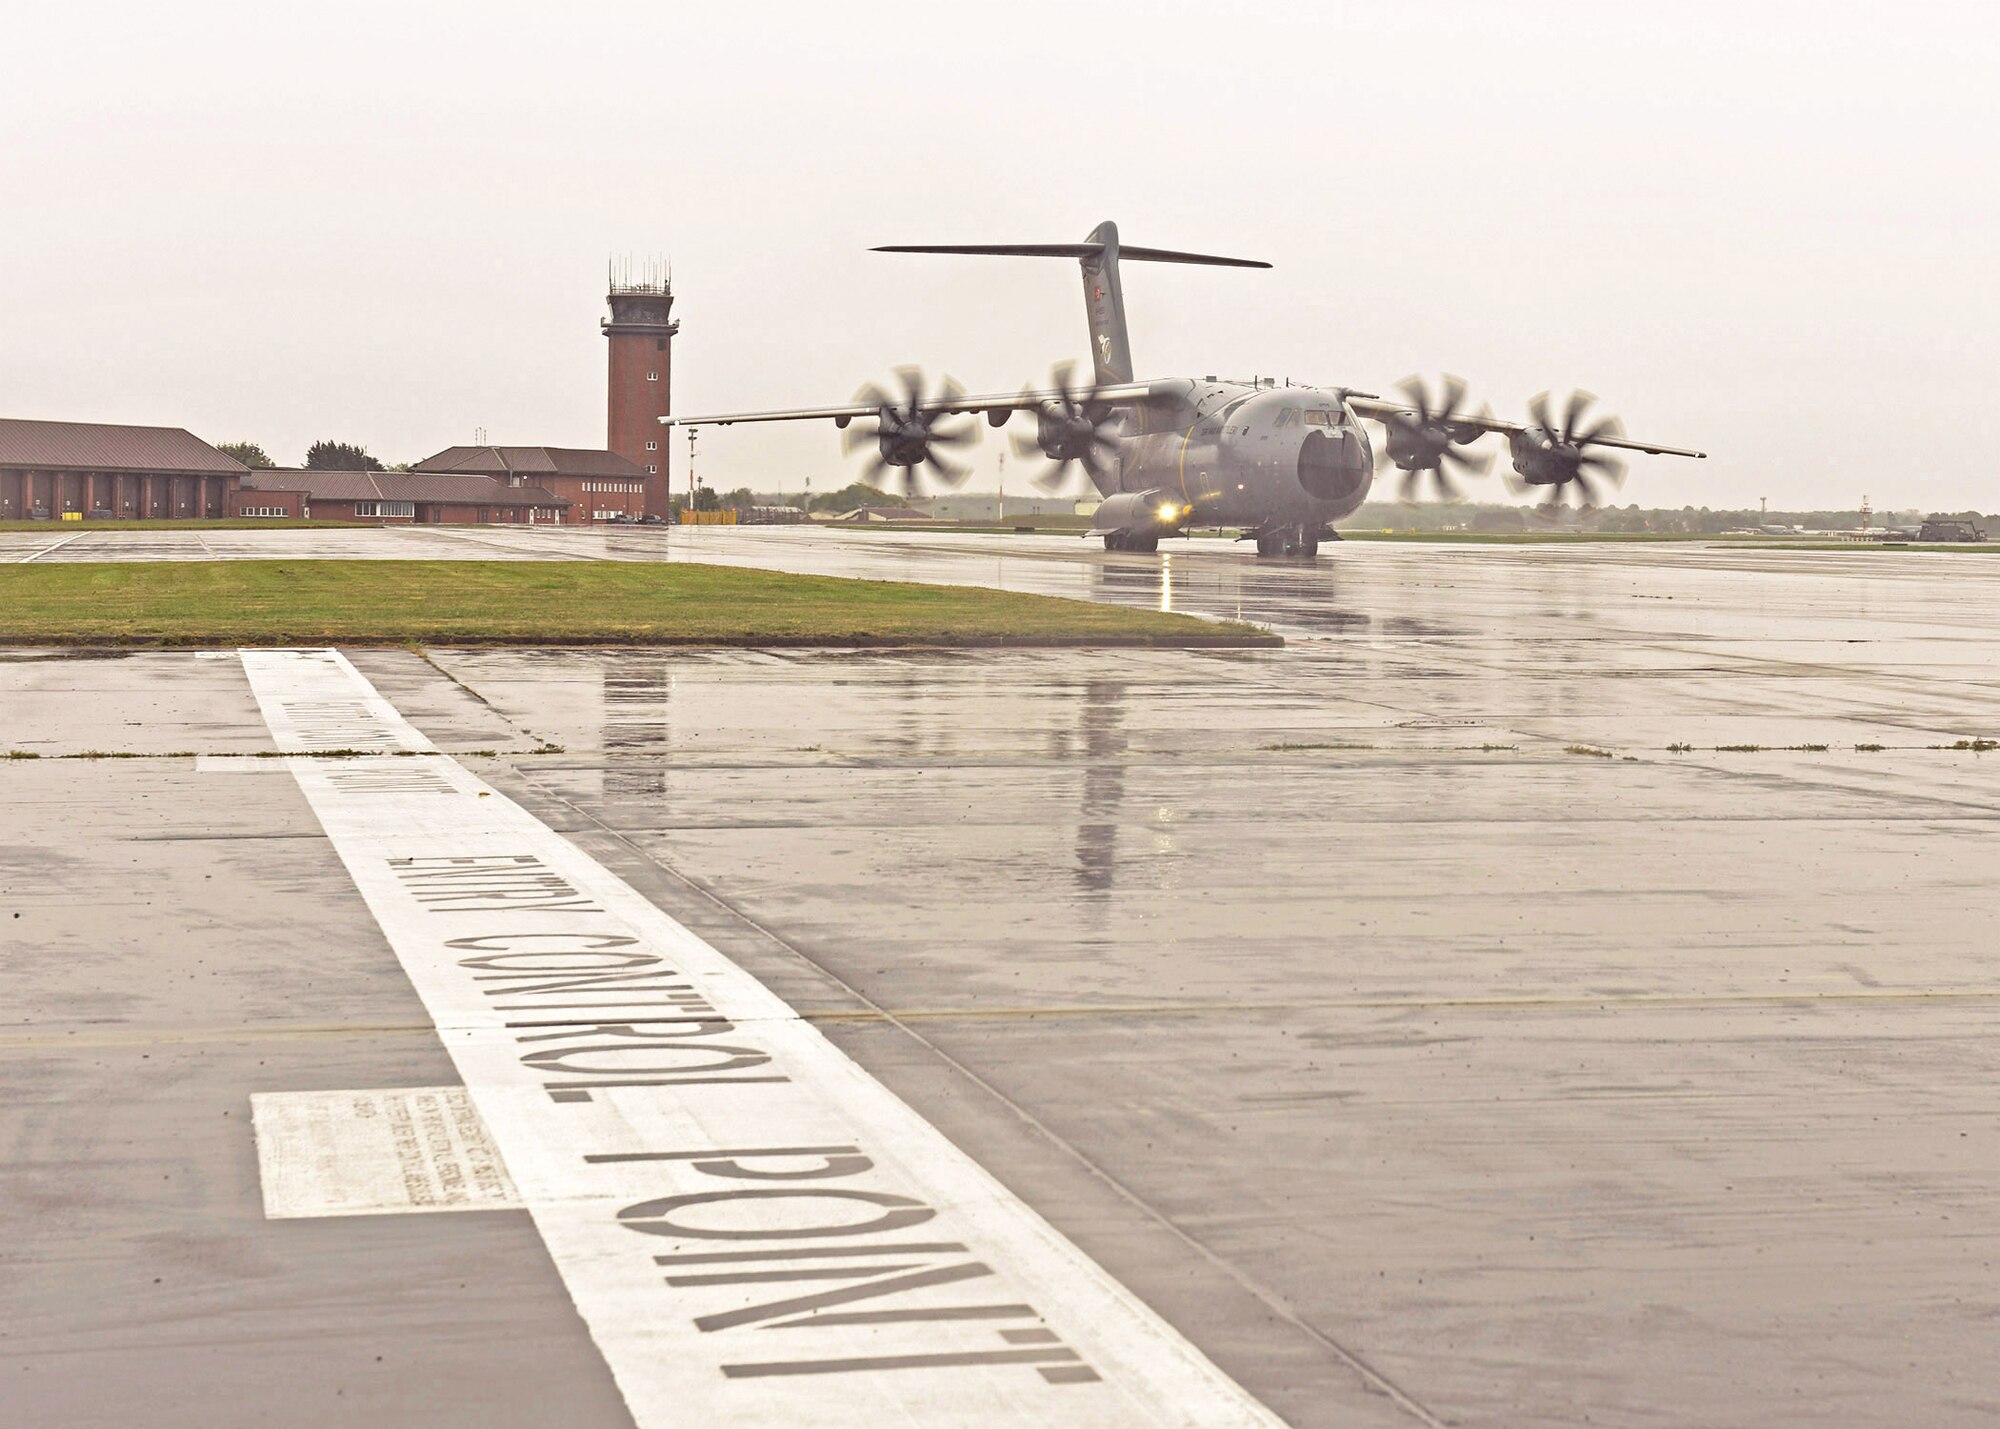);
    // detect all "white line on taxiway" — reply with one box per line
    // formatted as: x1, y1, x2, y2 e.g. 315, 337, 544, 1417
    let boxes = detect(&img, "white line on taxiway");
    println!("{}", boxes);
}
239, 647, 1284, 1429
